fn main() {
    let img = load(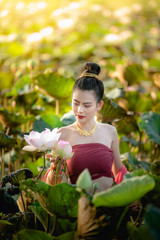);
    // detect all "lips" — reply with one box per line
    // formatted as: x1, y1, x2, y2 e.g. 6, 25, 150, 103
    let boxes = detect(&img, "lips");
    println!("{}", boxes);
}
77, 115, 85, 119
